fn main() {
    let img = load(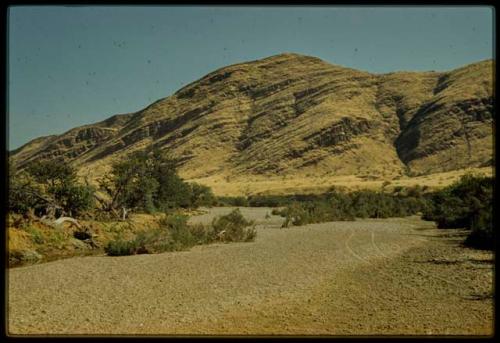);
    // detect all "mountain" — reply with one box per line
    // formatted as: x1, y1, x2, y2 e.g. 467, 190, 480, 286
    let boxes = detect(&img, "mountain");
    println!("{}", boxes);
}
10, 53, 494, 187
